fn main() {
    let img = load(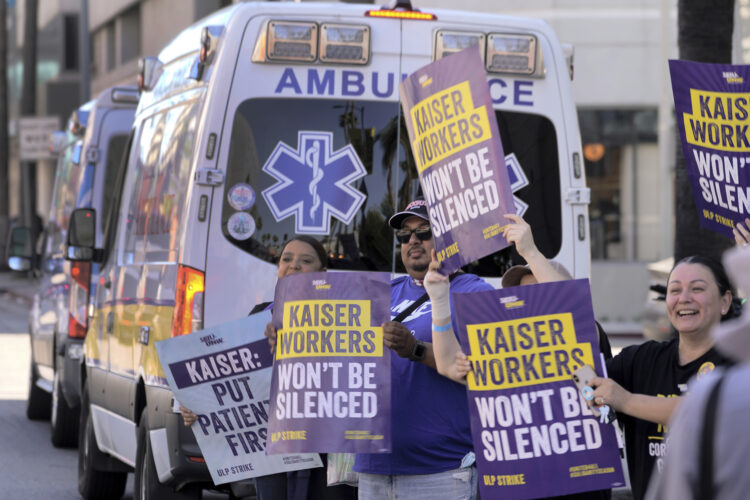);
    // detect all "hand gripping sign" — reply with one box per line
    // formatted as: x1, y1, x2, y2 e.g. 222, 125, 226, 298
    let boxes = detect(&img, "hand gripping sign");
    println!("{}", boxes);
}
267, 271, 391, 454
155, 311, 322, 485
453, 280, 625, 499
400, 45, 516, 273
670, 60, 750, 238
